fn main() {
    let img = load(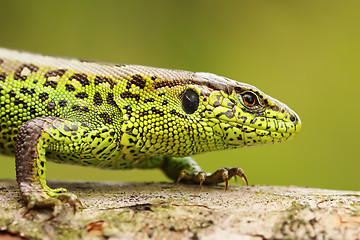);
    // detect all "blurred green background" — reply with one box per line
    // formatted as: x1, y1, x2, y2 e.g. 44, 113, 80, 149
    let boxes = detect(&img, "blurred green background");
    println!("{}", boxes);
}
0, 1, 359, 191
